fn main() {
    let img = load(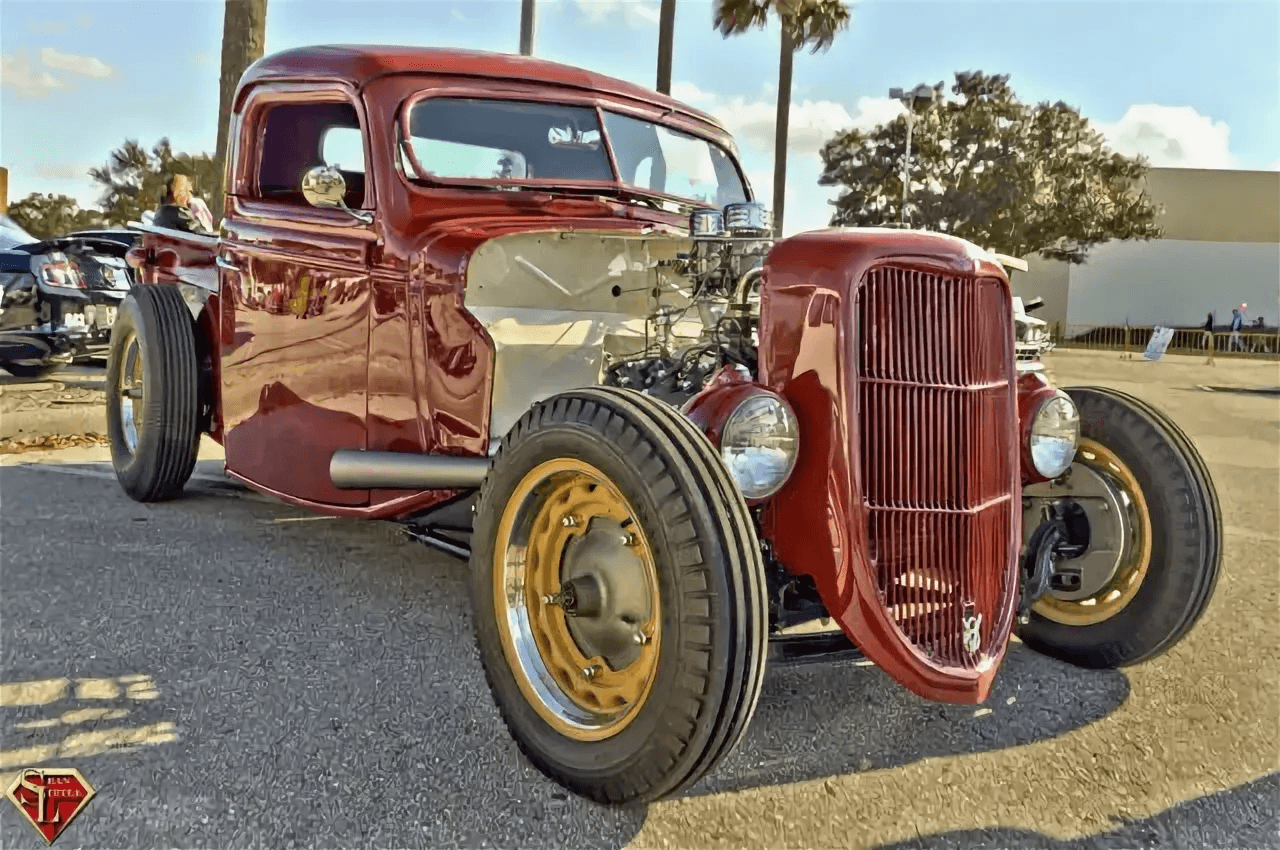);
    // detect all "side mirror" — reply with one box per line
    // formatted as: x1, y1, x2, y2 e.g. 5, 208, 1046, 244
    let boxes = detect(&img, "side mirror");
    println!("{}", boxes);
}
1024, 297, 1045, 313
300, 165, 373, 224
